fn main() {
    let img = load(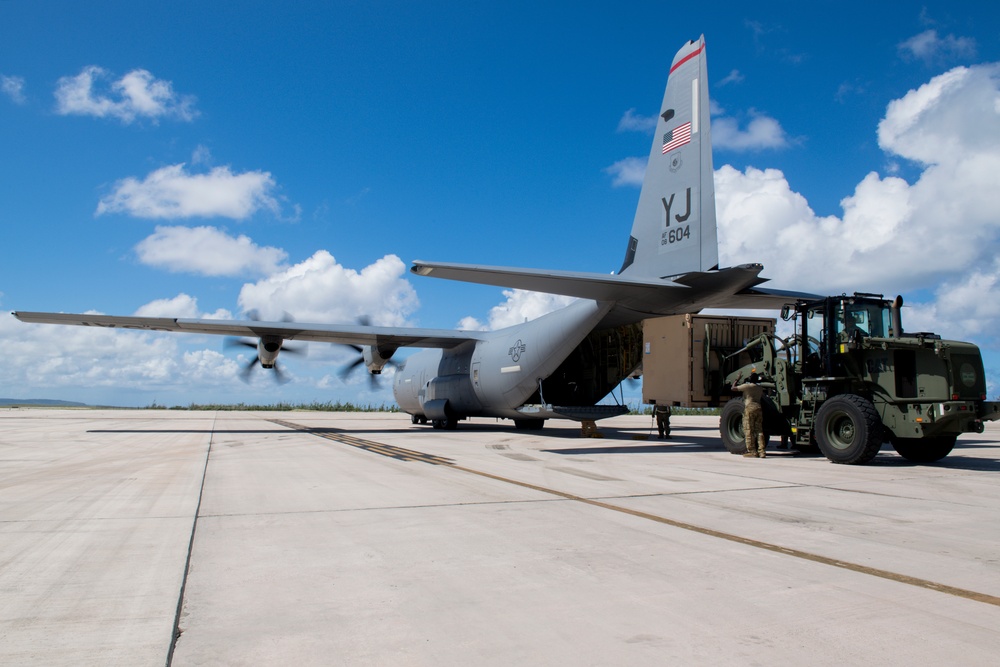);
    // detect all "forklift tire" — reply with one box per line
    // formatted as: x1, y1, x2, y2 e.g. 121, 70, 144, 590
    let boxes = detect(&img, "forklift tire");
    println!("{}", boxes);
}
815, 394, 884, 464
891, 436, 956, 463
719, 399, 748, 454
